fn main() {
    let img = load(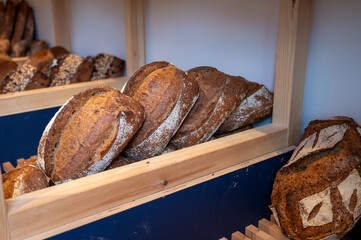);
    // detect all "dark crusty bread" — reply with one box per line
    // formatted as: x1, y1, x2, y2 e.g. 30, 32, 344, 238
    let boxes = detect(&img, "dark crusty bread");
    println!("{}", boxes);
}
0, 39, 11, 55
105, 155, 136, 170
25, 46, 70, 74
12, 39, 27, 57
212, 124, 253, 139
37, 86, 145, 183
0, 63, 49, 93
169, 67, 248, 150
122, 61, 199, 160
11, 1, 28, 47
2, 0, 16, 41
49, 54, 85, 86
91, 53, 125, 80
0, 49, 11, 62
216, 79, 273, 134
23, 6, 34, 44
28, 40, 48, 56
67, 56, 94, 84
0, 2, 5, 37
270, 116, 361, 240
2, 156, 48, 200
0, 60, 17, 86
